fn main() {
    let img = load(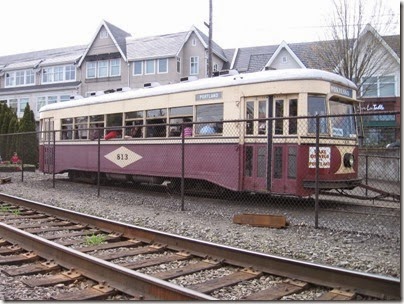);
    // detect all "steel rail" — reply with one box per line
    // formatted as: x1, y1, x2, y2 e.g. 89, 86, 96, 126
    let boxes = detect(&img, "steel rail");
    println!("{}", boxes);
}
0, 221, 215, 300
0, 193, 400, 300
